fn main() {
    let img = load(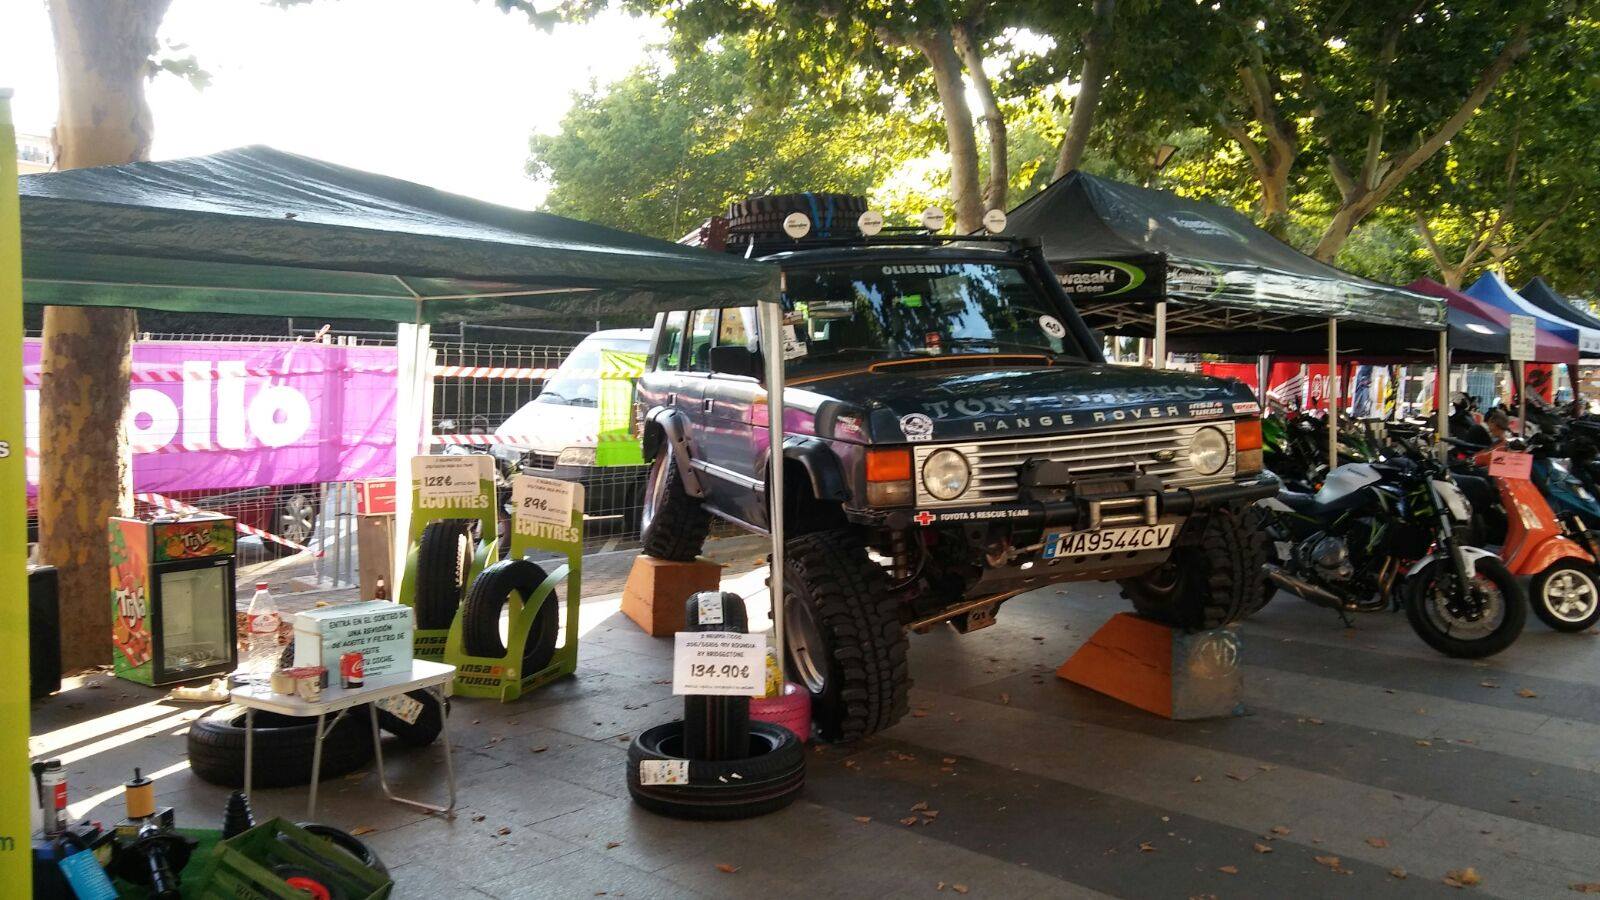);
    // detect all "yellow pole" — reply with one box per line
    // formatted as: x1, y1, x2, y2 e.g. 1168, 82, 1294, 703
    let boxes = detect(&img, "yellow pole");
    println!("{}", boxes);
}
0, 88, 33, 897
